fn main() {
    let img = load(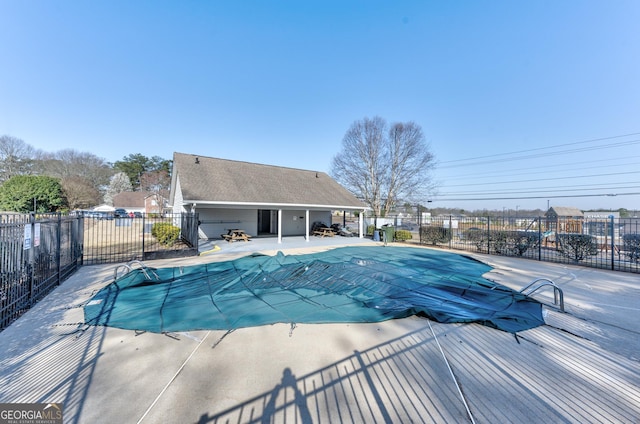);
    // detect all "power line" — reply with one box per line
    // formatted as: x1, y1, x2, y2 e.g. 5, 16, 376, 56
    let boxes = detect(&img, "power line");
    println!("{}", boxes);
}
433, 191, 640, 202
440, 155, 640, 182
438, 138, 640, 169
441, 170, 640, 188
440, 184, 640, 196
438, 132, 640, 166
